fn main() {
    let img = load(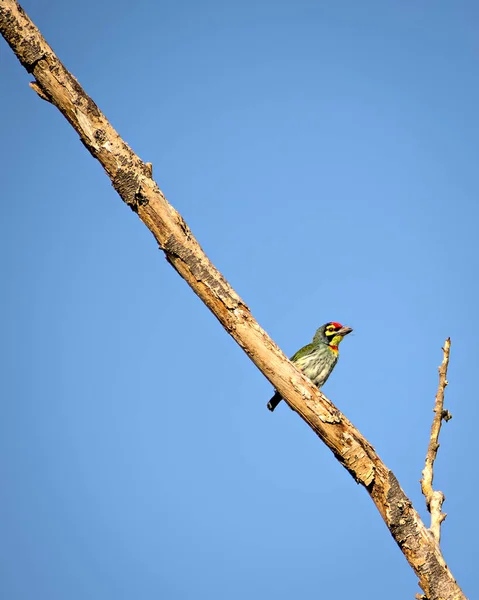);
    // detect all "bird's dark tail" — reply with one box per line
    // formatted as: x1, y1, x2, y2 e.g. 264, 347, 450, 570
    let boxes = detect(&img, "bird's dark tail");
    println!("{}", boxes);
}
267, 391, 282, 412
